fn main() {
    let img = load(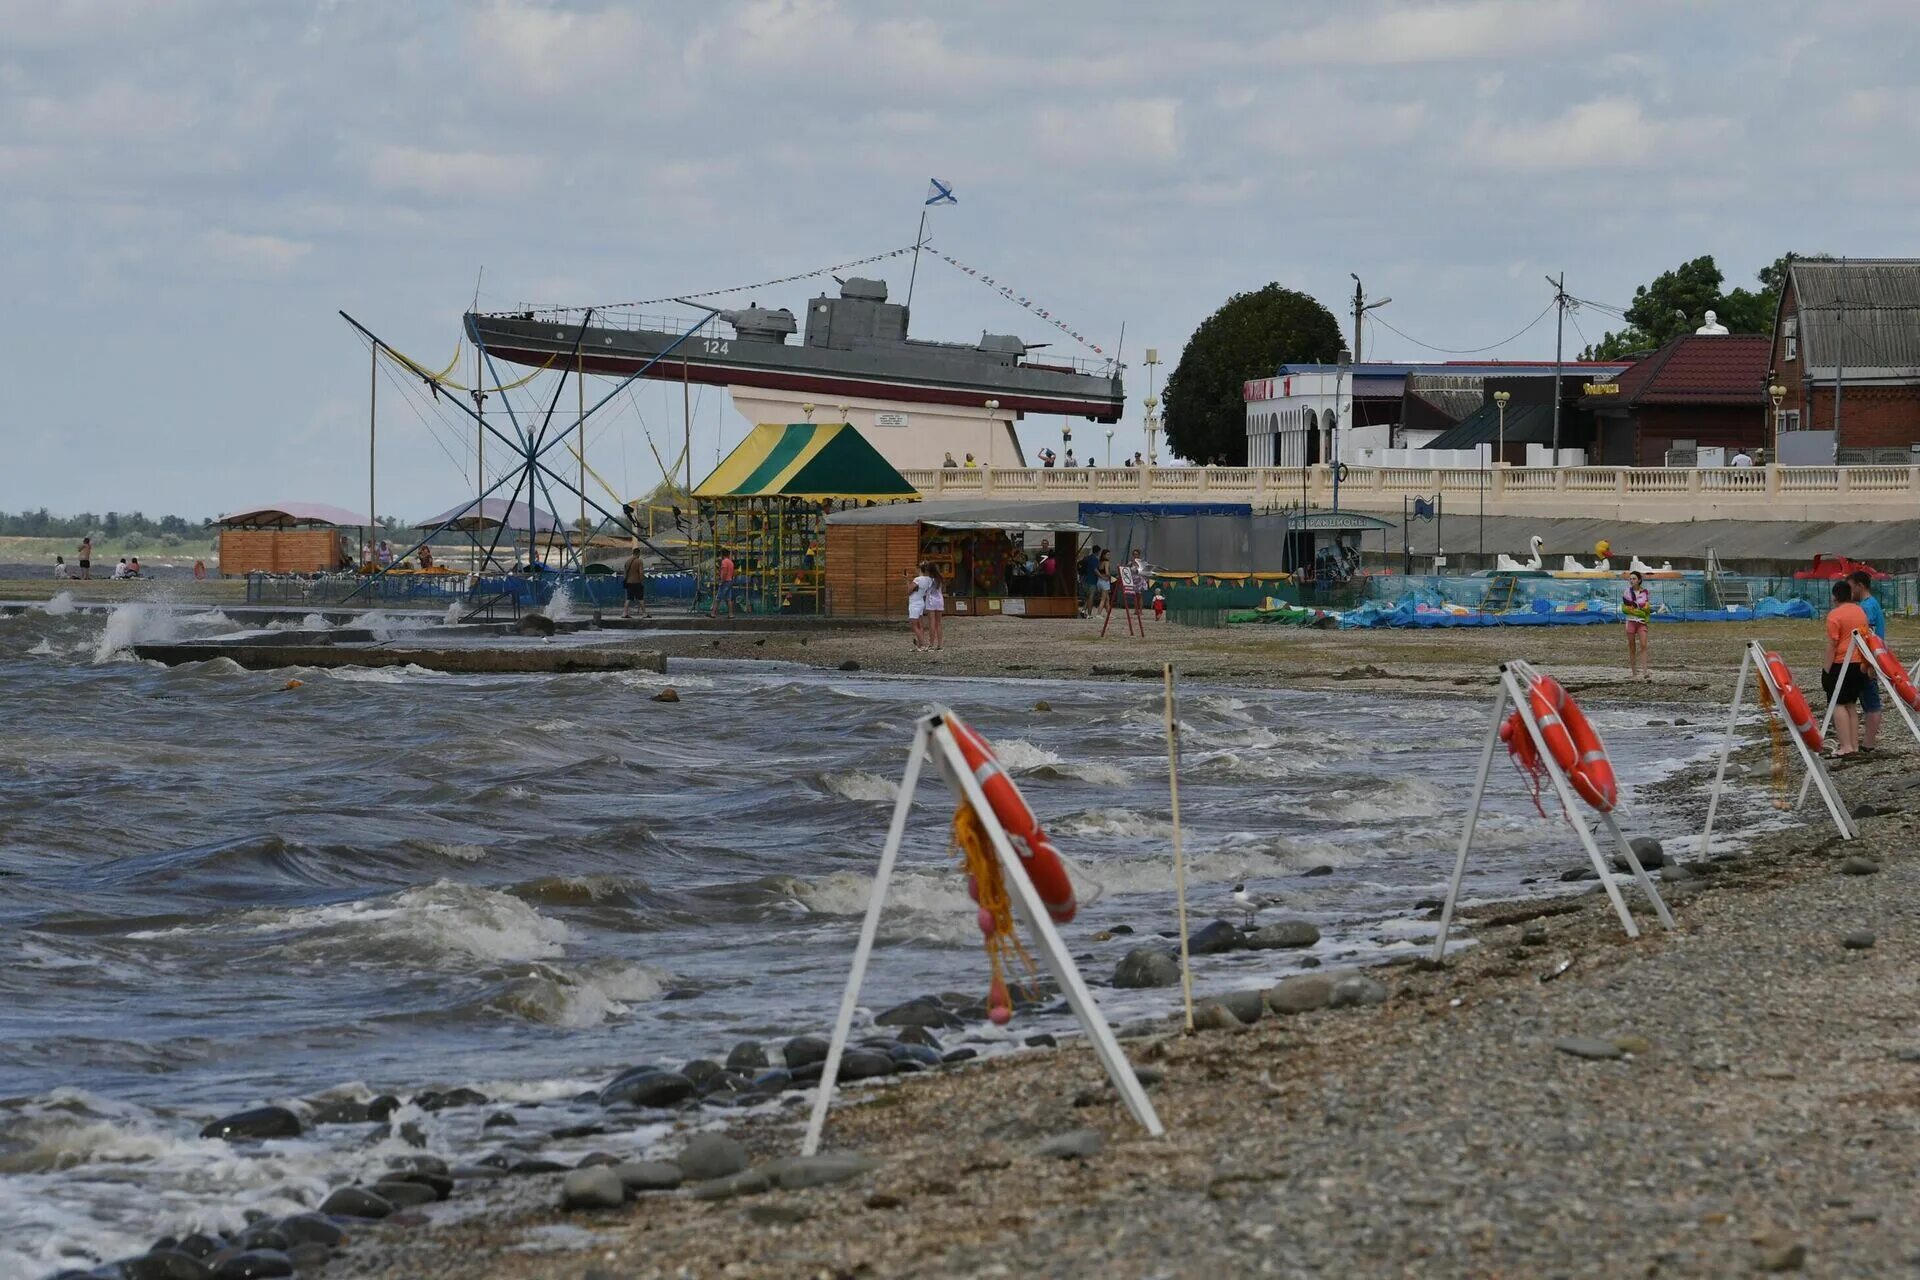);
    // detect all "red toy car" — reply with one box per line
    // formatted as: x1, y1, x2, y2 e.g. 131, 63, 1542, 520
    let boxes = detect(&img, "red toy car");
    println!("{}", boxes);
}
1793, 553, 1888, 580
